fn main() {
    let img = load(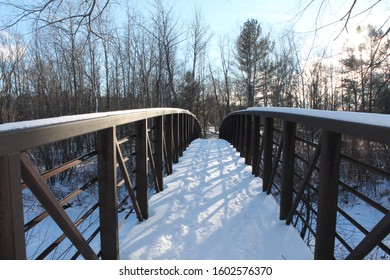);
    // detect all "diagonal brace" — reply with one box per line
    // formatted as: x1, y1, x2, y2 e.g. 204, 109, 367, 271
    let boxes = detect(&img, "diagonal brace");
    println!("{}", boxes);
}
20, 153, 98, 260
